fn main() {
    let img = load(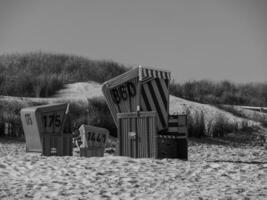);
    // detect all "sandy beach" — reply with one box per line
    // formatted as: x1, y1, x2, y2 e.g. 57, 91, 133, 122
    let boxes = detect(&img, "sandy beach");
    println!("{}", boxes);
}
0, 138, 266, 200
